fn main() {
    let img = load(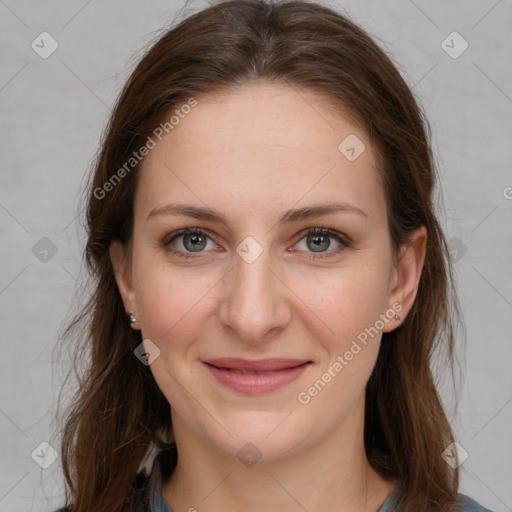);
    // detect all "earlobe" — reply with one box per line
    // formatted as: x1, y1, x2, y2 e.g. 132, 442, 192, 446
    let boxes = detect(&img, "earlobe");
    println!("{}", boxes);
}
384, 226, 427, 331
